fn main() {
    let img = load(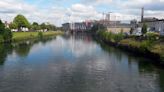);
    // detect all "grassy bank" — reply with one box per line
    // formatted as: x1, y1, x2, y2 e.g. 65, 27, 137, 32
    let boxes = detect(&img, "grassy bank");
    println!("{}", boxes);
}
96, 31, 164, 63
12, 31, 63, 42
